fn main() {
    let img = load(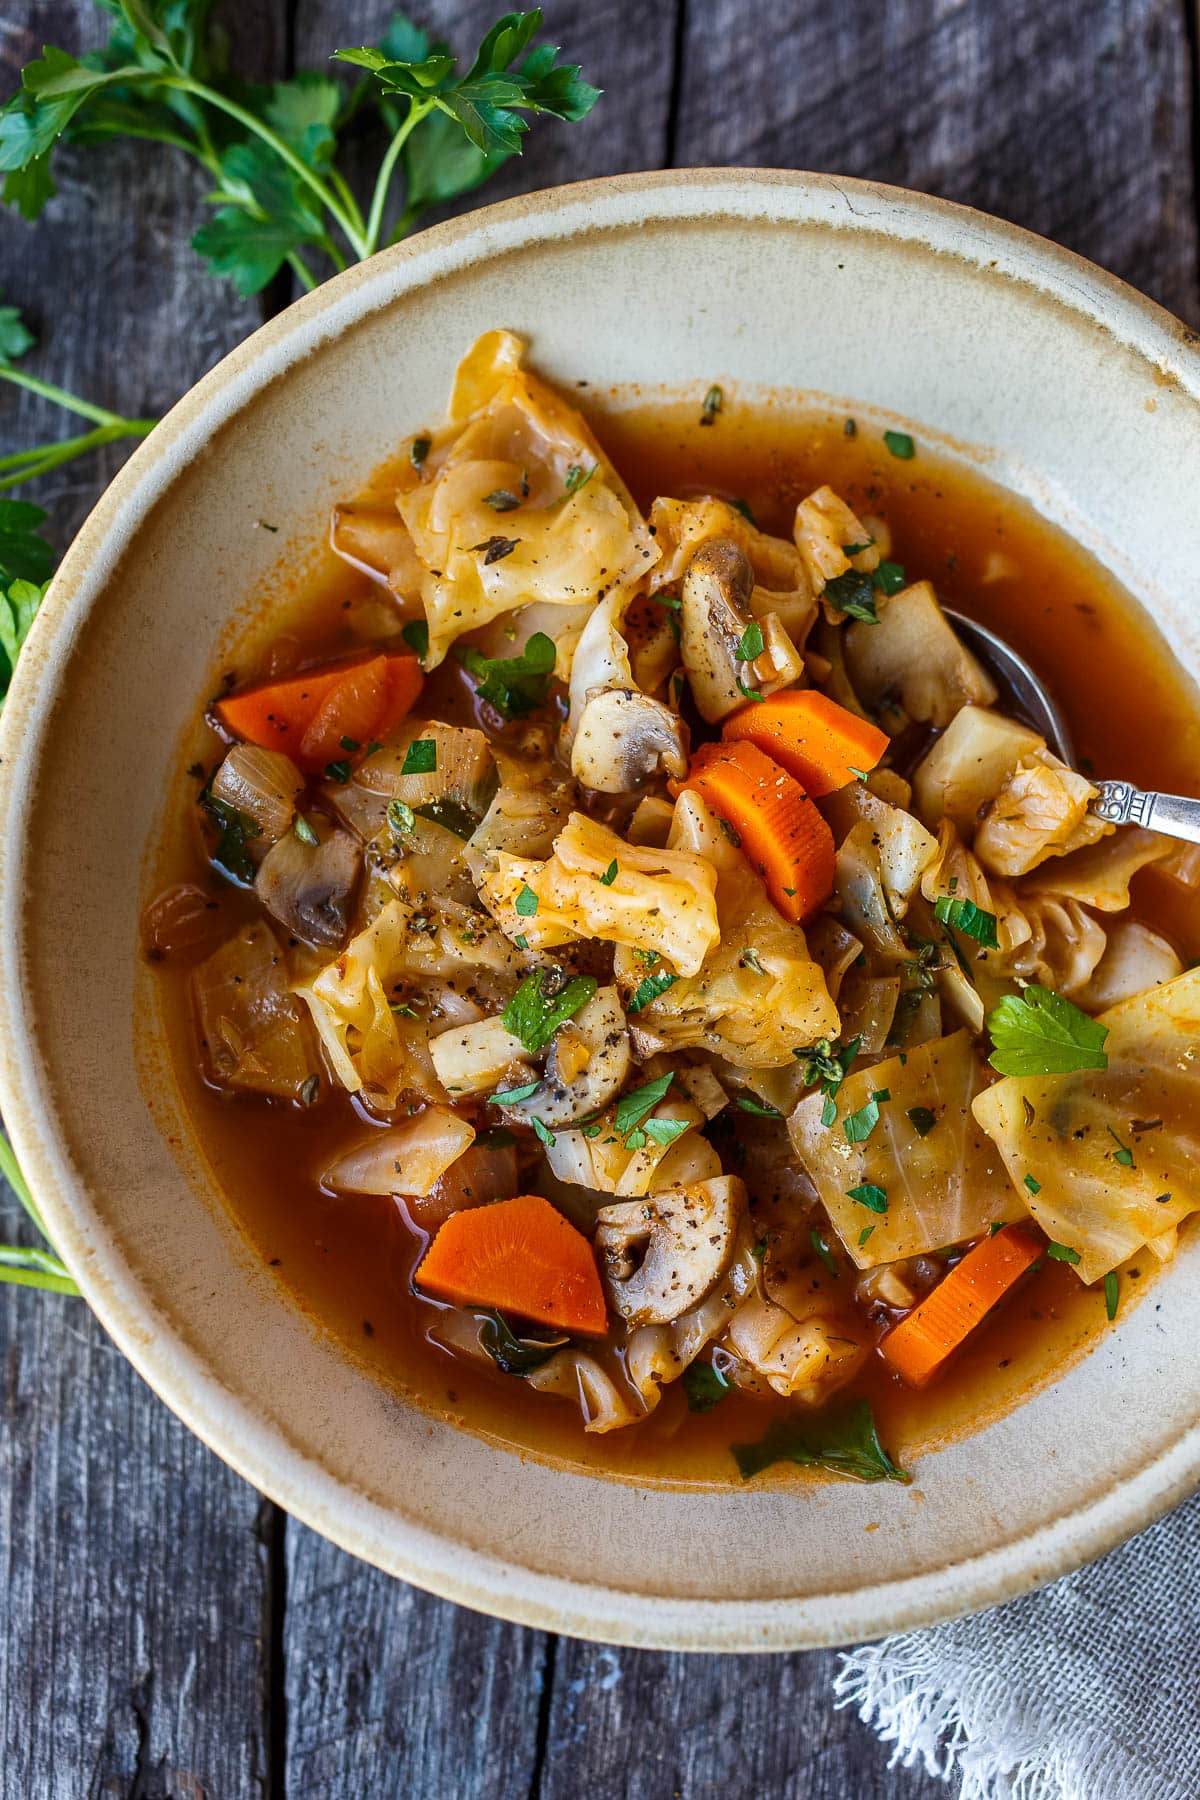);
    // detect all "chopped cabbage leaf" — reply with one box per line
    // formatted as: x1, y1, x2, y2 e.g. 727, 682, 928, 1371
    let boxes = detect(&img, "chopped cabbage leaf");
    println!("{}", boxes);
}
612, 792, 840, 1065
725, 1291, 868, 1403
789, 1030, 1024, 1267
822, 783, 938, 918
479, 810, 719, 977
323, 1107, 475, 1196
912, 705, 1043, 835
648, 495, 816, 643
972, 968, 1200, 1283
1023, 827, 1177, 912
974, 748, 1111, 878
625, 1234, 759, 1414
794, 484, 880, 592
397, 331, 658, 666
1077, 922, 1183, 1012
